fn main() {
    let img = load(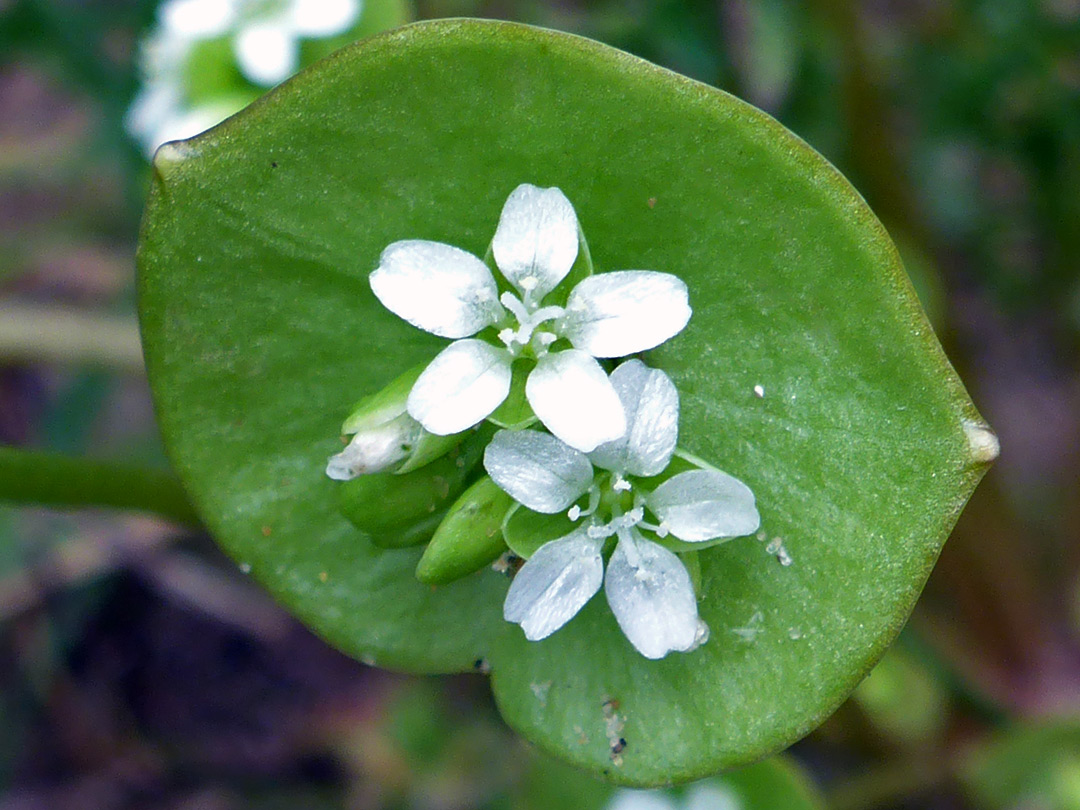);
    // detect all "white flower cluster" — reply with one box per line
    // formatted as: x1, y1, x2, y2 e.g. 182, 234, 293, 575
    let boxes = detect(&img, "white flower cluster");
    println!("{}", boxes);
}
333, 184, 760, 659
369, 184, 691, 453
486, 361, 758, 659
127, 0, 362, 155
